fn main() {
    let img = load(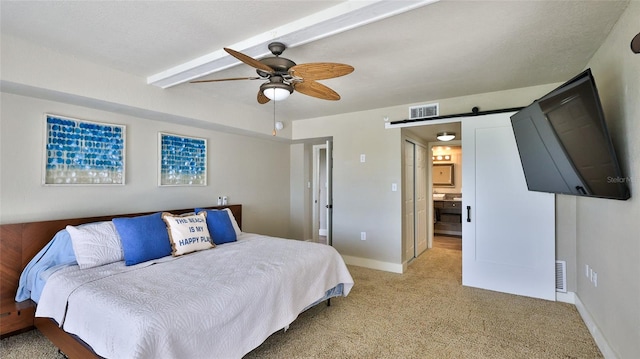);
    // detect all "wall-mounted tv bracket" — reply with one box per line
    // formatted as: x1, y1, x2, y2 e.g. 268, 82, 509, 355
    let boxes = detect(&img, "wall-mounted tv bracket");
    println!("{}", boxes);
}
631, 32, 640, 54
